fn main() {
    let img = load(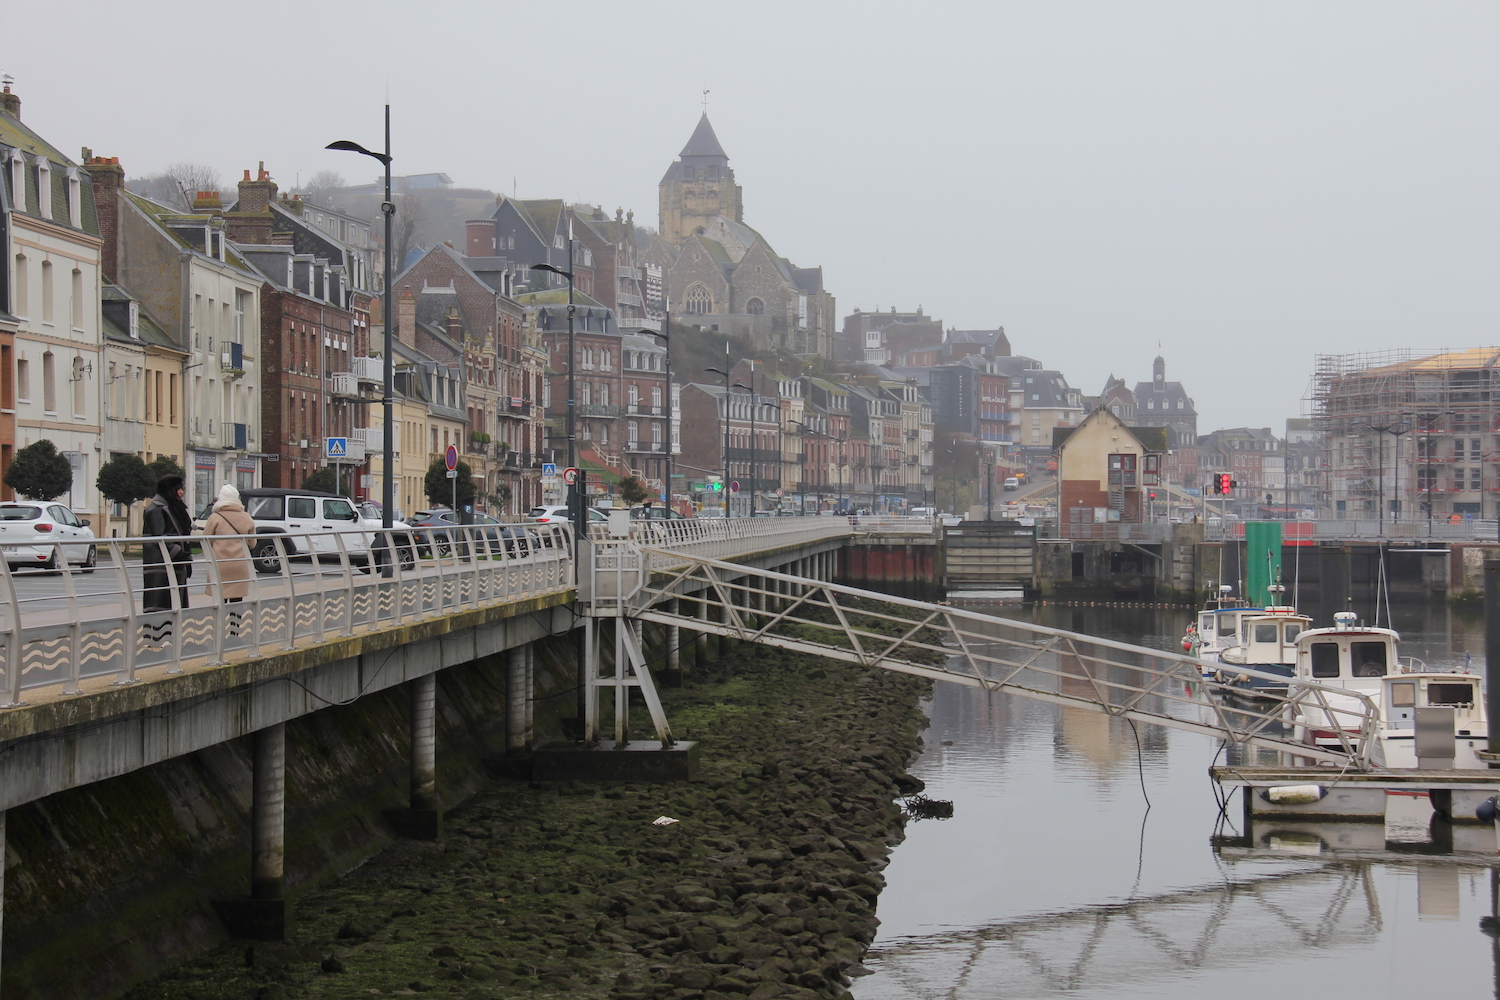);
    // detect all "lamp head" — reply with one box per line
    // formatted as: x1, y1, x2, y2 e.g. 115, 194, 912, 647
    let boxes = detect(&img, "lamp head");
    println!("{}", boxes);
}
529, 263, 573, 279
325, 139, 391, 164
